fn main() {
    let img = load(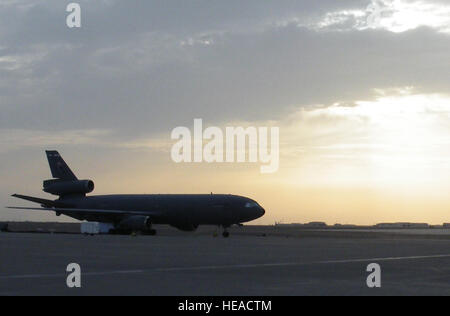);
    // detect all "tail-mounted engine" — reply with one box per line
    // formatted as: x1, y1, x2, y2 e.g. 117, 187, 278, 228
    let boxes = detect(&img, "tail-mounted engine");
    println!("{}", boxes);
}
43, 179, 94, 196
